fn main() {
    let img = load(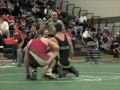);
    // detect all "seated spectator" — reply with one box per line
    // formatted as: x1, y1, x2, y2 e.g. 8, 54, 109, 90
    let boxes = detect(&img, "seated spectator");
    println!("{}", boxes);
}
43, 29, 49, 38
13, 23, 25, 66
82, 26, 96, 43
12, 2, 21, 17
28, 22, 39, 39
0, 0, 7, 8
46, 0, 56, 10
82, 26, 99, 50
110, 35, 120, 58
99, 31, 110, 53
8, 16, 15, 26
0, 31, 5, 65
26, 11, 35, 29
20, 18, 30, 34
0, 0, 8, 14
79, 14, 87, 24
72, 22, 83, 42
0, 17, 10, 38
43, 5, 53, 20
